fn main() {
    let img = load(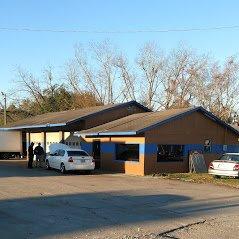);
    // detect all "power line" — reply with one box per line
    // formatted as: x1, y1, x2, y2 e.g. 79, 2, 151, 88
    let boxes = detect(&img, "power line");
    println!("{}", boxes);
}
0, 25, 239, 34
